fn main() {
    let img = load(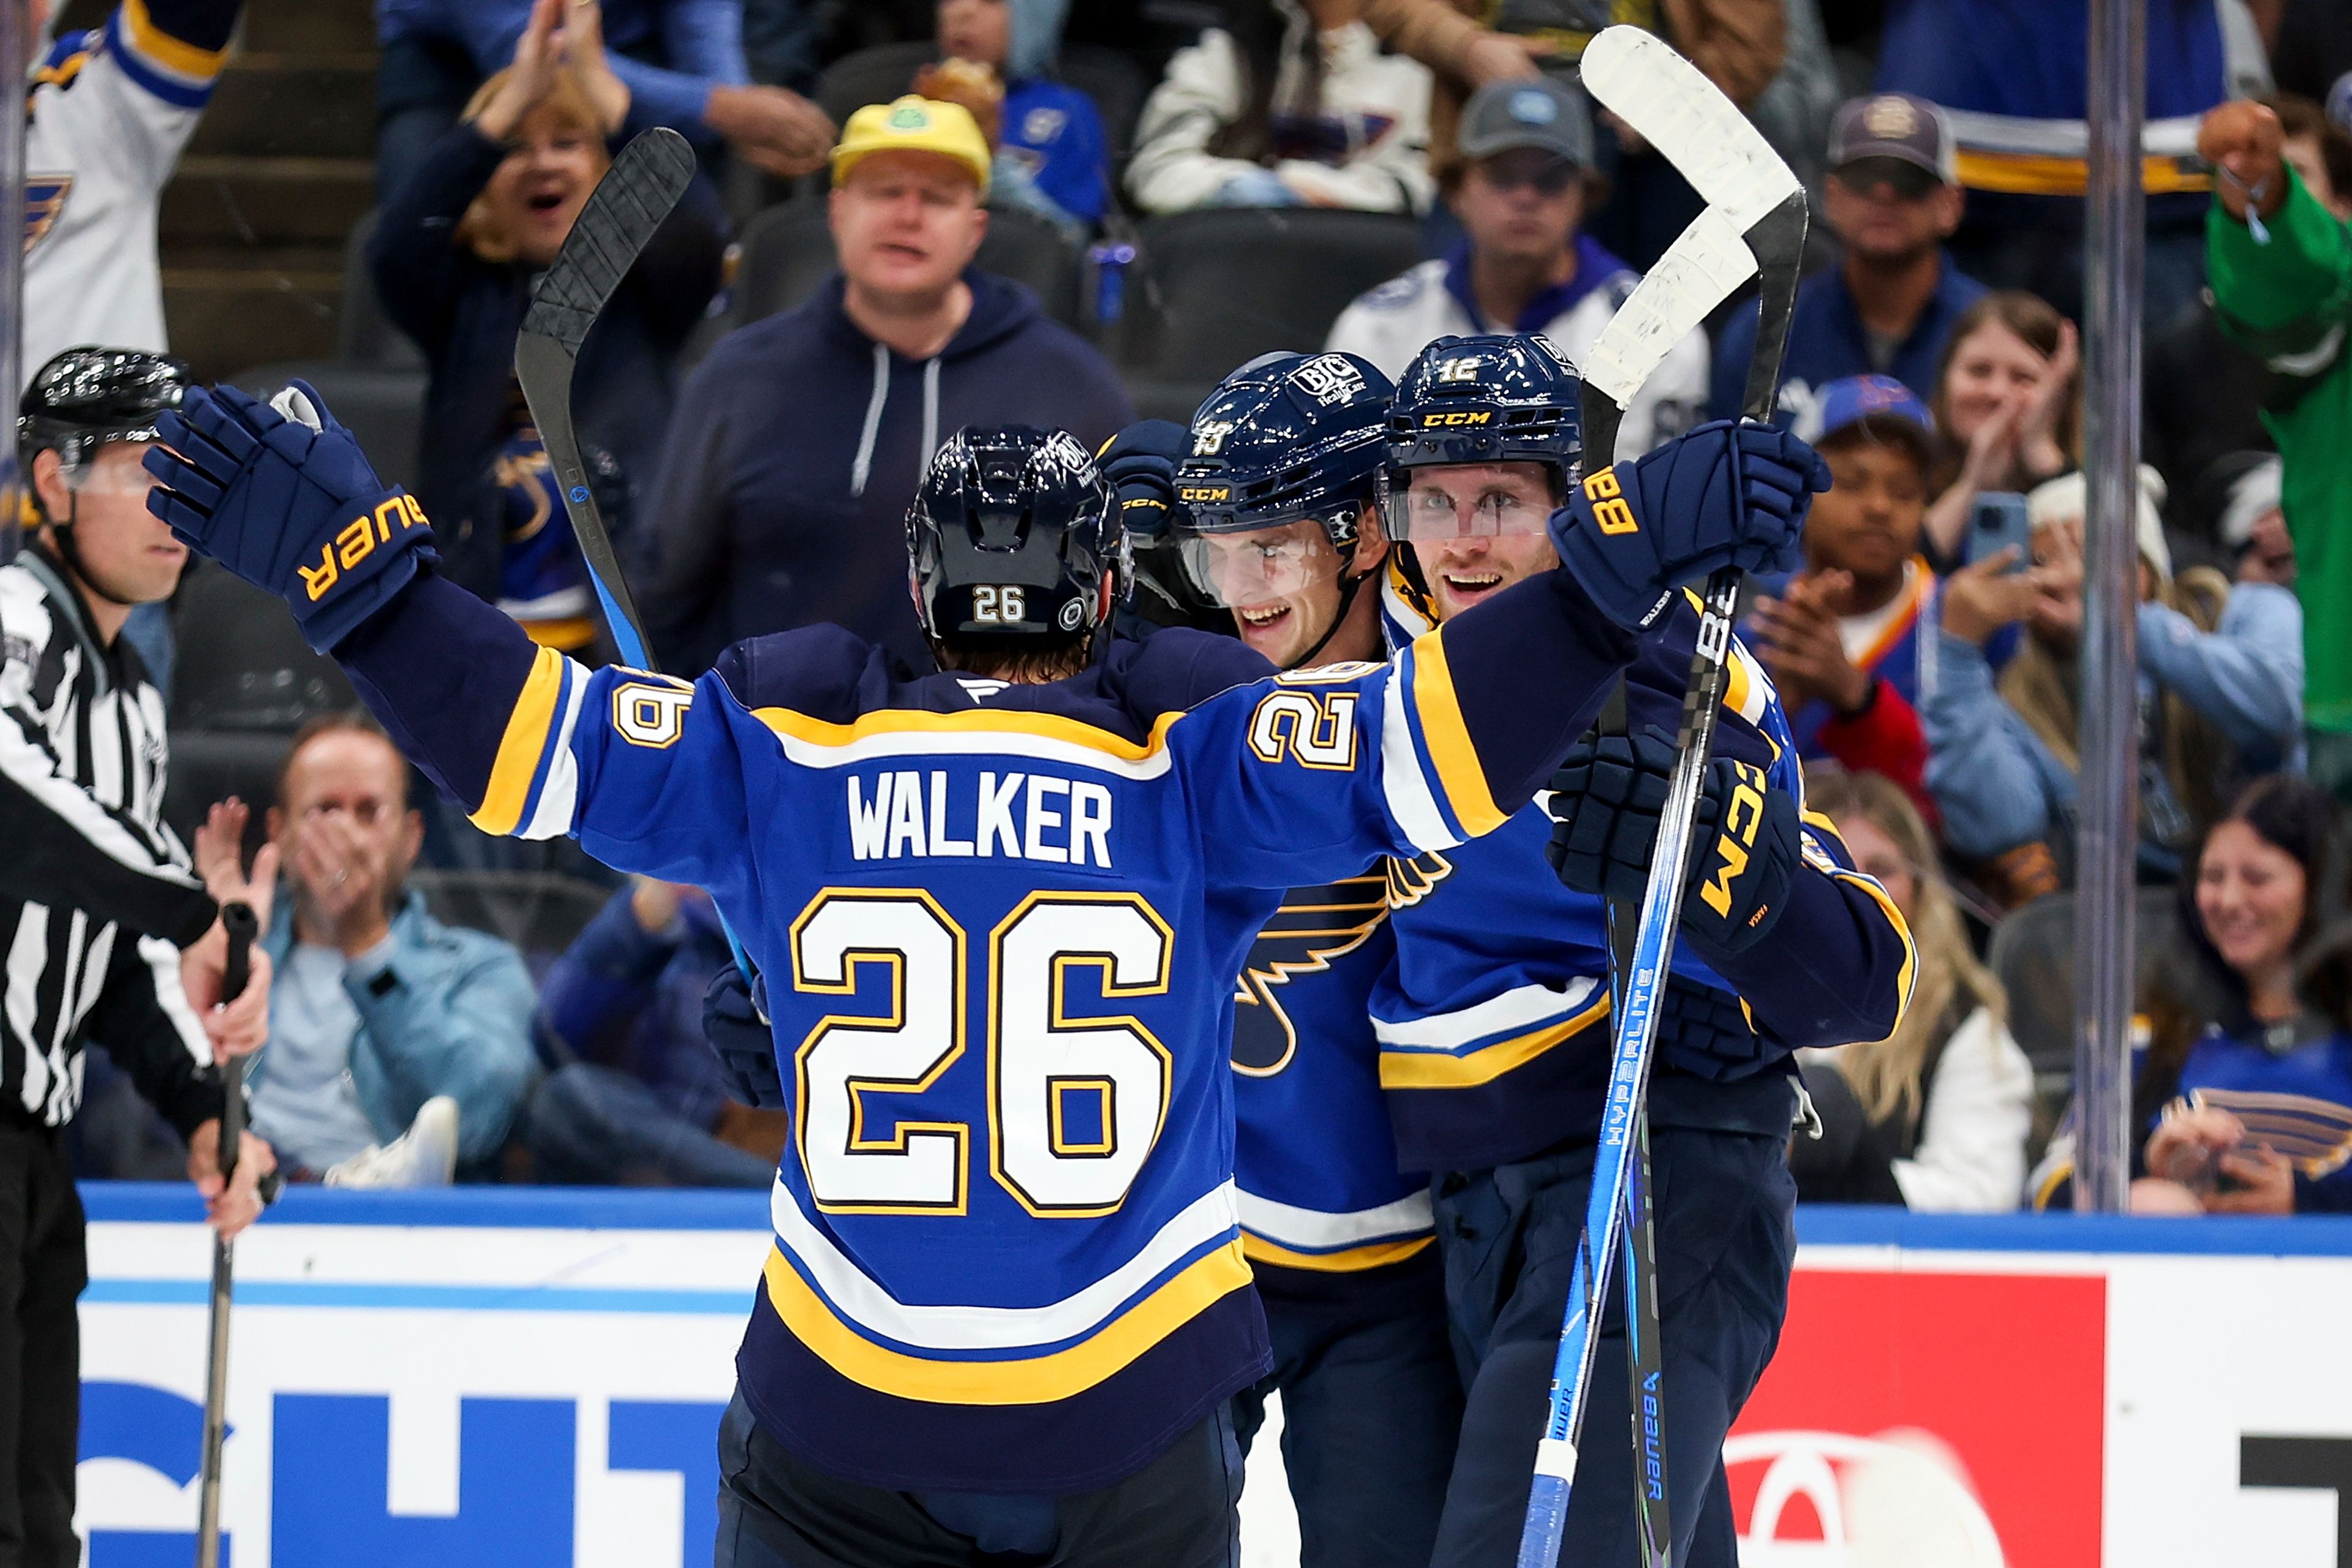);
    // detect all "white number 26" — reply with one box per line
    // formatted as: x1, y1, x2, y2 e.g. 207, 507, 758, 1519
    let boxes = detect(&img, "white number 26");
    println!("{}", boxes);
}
971, 585, 1027, 624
